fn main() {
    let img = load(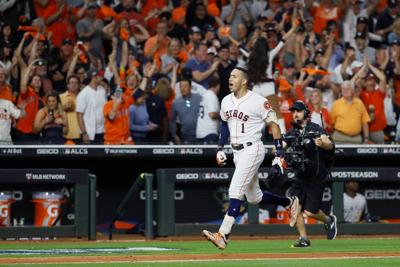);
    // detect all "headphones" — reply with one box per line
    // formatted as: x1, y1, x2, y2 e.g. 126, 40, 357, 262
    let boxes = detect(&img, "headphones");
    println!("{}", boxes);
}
293, 100, 310, 118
